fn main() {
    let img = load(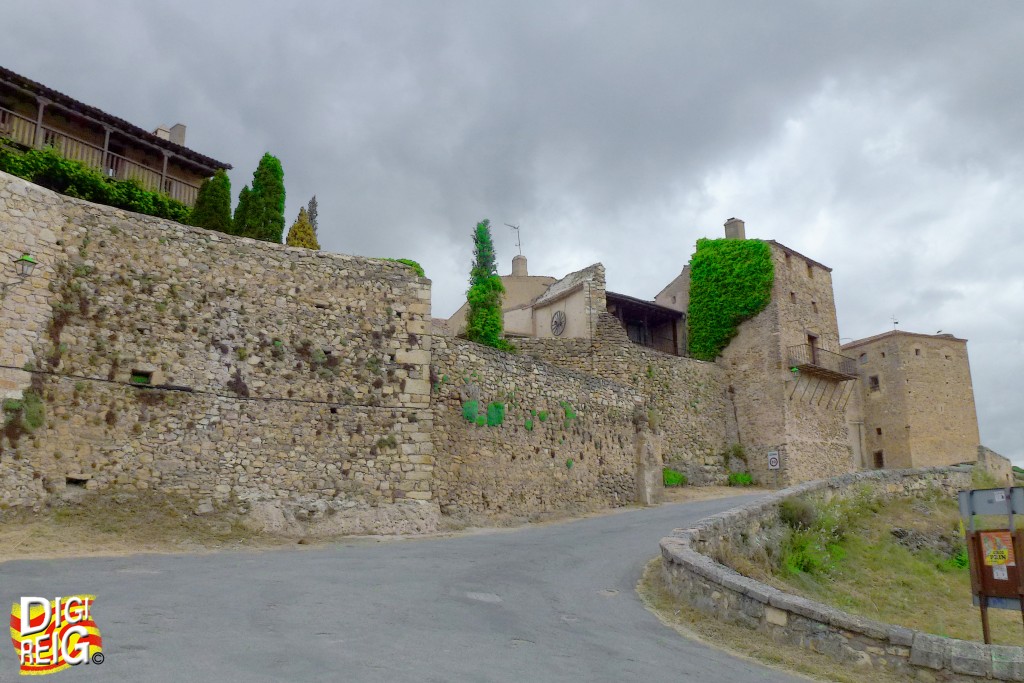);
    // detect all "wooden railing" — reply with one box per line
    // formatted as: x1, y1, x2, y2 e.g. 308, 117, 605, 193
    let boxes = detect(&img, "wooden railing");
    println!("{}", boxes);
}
0, 104, 201, 207
787, 343, 858, 380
